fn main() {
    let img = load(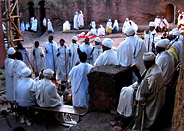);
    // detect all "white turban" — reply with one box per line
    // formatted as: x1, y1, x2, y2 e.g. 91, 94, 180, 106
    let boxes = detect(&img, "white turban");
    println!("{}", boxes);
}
72, 36, 78, 41
43, 69, 54, 77
149, 22, 156, 27
155, 39, 170, 49
173, 30, 180, 36
94, 37, 101, 42
22, 67, 31, 77
143, 52, 156, 61
125, 26, 135, 36
7, 47, 16, 55
102, 38, 114, 48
